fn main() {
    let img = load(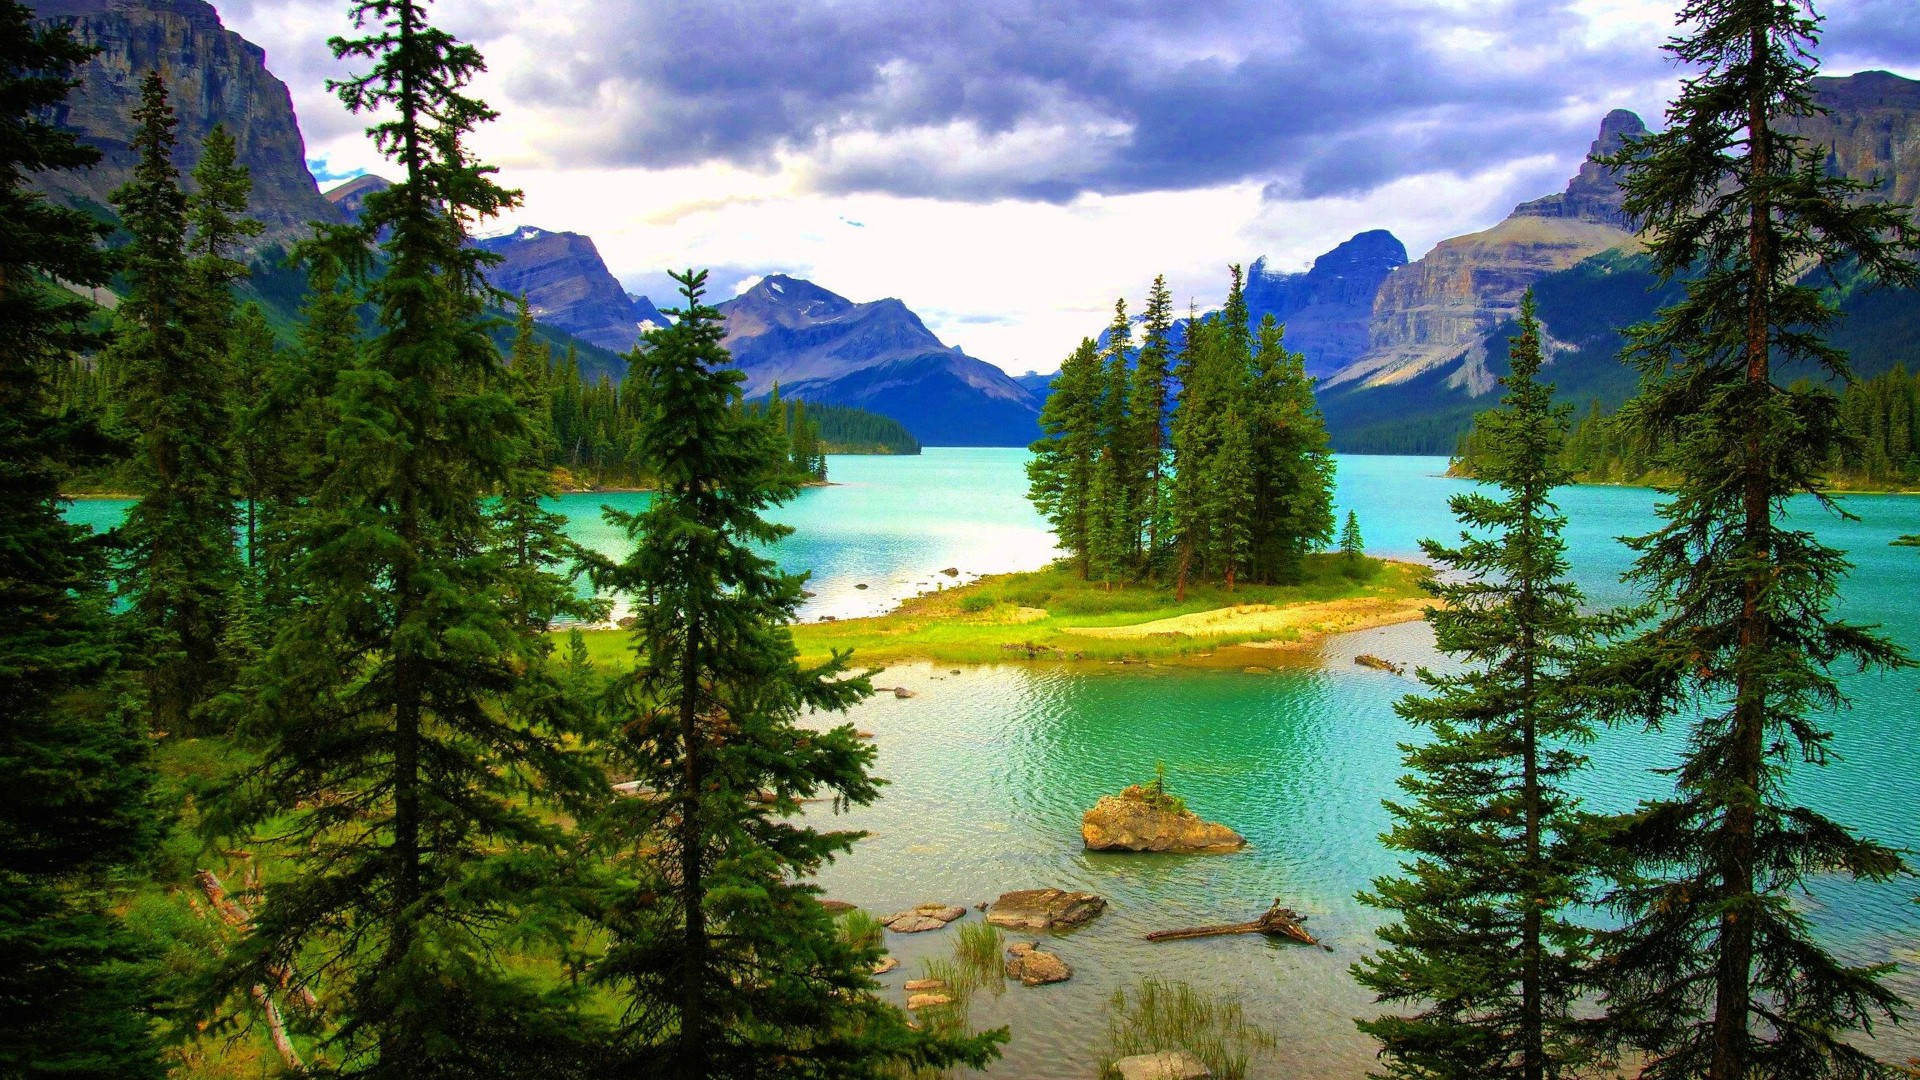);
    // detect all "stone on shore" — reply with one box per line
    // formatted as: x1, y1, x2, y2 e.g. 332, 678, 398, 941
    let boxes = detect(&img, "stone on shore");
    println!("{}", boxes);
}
1003, 942, 1071, 985
1081, 788, 1246, 854
883, 904, 967, 933
984, 889, 1107, 931
1112, 1050, 1212, 1080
